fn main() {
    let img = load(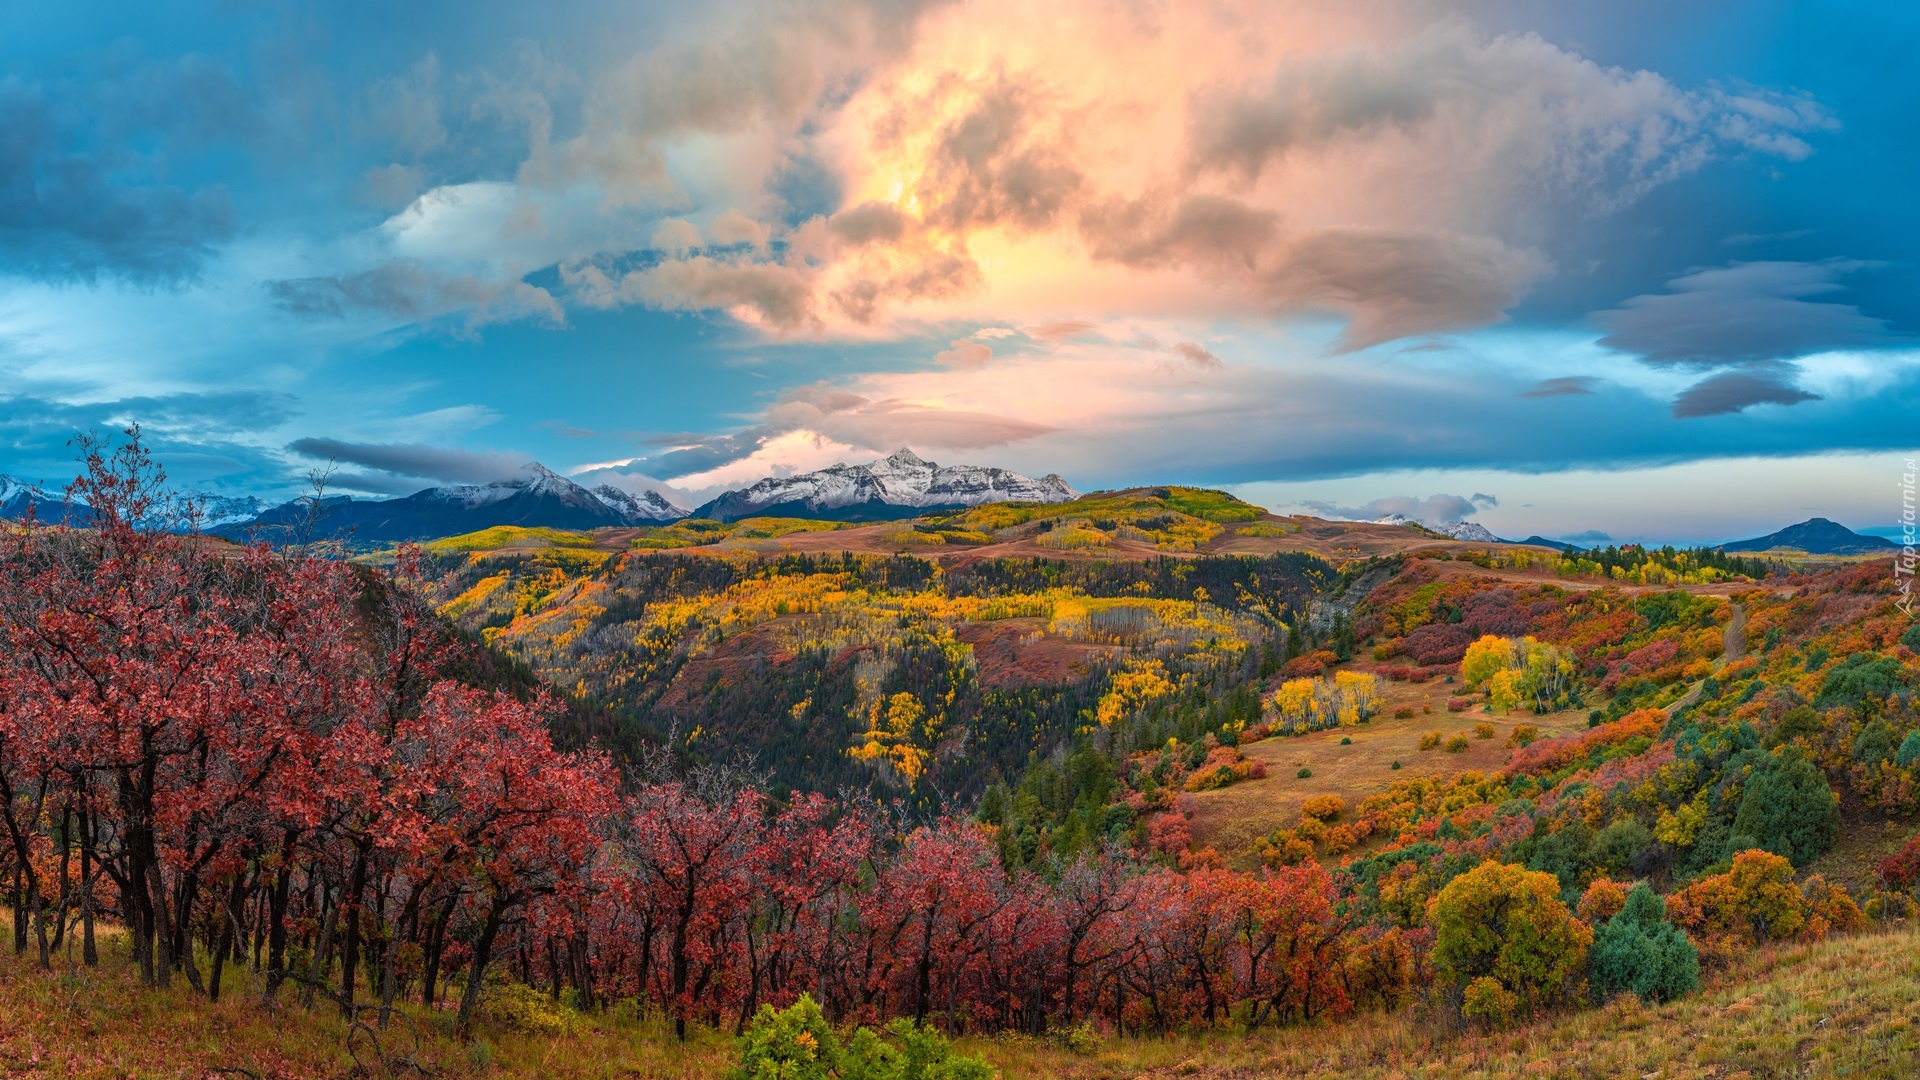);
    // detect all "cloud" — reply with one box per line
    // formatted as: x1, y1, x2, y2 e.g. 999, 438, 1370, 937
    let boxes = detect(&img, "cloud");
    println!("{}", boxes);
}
518, 0, 949, 202
0, 390, 301, 444
1027, 320, 1097, 341
1183, 23, 1830, 206
1471, 493, 1498, 508
1300, 493, 1484, 525
1171, 342, 1222, 368
0, 59, 249, 283
884, 71, 1084, 234
267, 260, 564, 329
563, 255, 819, 331
763, 385, 1054, 452
0, 390, 303, 493
708, 209, 772, 250
651, 217, 704, 255
1561, 530, 1613, 544
1670, 363, 1821, 418
360, 164, 426, 210
588, 379, 1057, 485
1593, 260, 1897, 365
744, 337, 1920, 488
1248, 228, 1547, 349
287, 438, 530, 484
468, 4, 1834, 345
1521, 376, 1598, 397
933, 338, 992, 367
